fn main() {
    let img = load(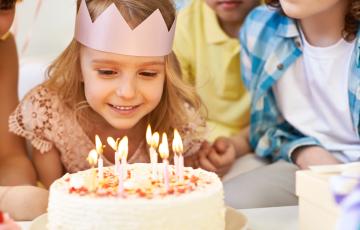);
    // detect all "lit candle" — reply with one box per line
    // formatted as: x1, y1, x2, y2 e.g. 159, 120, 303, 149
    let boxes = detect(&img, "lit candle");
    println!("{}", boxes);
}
119, 136, 128, 178
117, 136, 128, 195
172, 129, 184, 183
107, 137, 120, 175
146, 125, 160, 180
86, 149, 98, 192
118, 161, 124, 194
173, 153, 179, 178
159, 133, 170, 191
151, 133, 160, 178
95, 135, 104, 181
